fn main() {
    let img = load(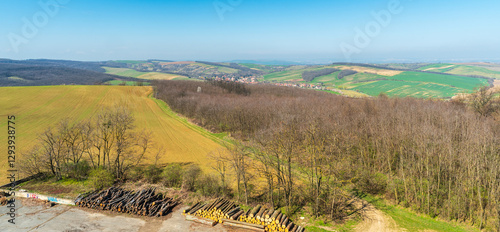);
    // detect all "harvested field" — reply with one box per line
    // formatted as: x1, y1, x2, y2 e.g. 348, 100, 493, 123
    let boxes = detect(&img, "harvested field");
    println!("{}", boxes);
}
0, 86, 226, 186
335, 65, 403, 76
